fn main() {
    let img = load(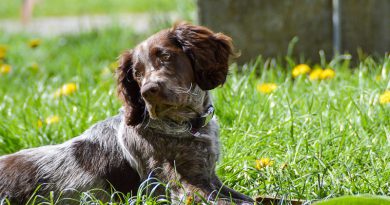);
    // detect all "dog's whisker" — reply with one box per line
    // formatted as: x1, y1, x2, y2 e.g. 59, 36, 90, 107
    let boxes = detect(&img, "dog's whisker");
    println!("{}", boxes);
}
184, 83, 193, 94
171, 84, 200, 96
142, 108, 152, 129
